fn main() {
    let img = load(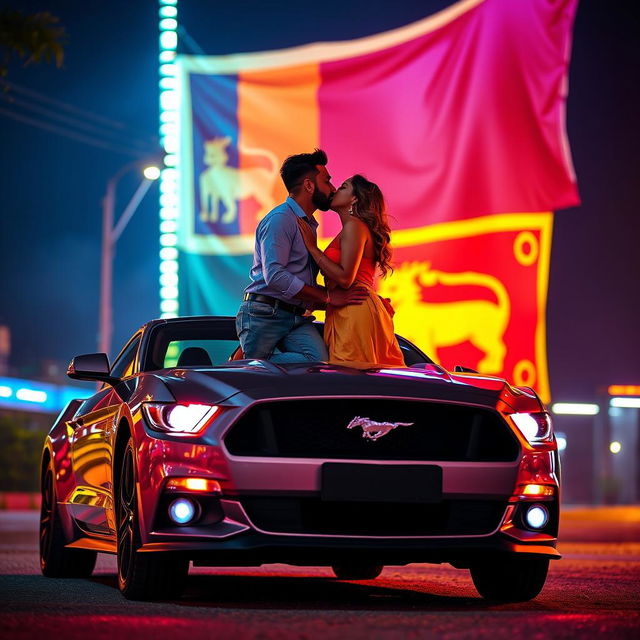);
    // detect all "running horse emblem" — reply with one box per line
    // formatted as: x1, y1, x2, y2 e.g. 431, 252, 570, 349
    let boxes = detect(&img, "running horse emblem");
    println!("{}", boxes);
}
346, 416, 414, 441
